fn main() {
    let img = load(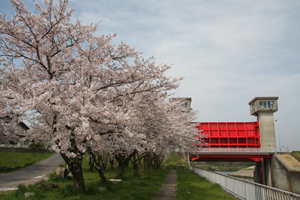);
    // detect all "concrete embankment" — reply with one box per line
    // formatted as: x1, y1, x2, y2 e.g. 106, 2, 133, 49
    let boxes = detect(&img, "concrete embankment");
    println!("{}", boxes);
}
231, 166, 254, 181
272, 153, 300, 194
